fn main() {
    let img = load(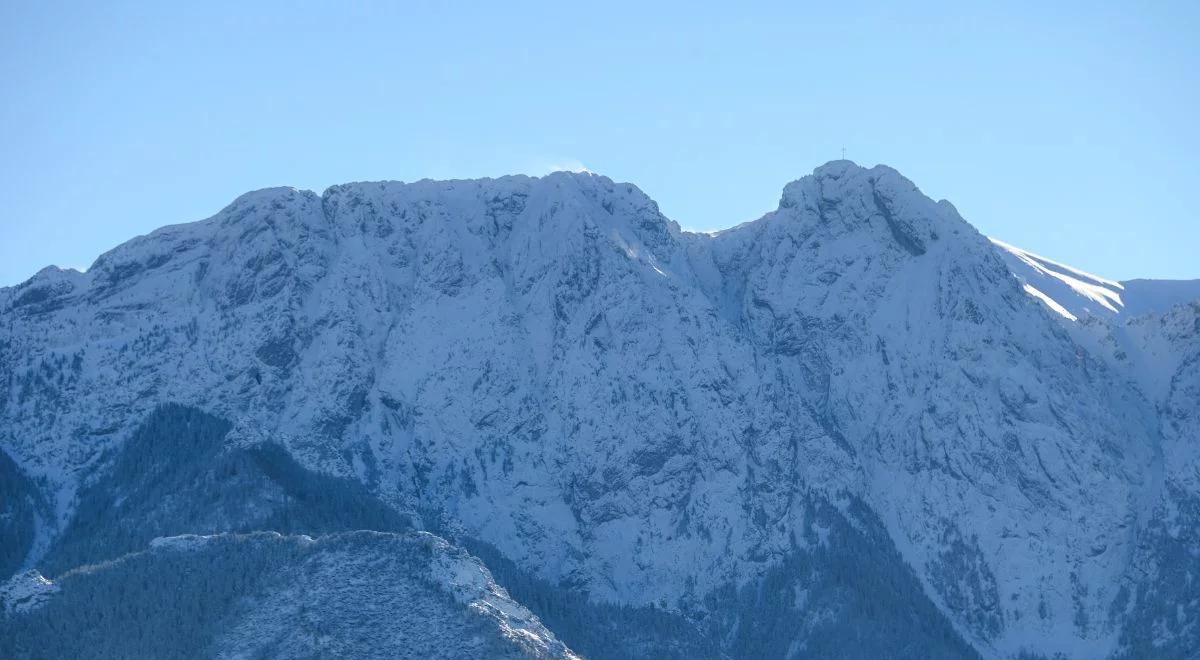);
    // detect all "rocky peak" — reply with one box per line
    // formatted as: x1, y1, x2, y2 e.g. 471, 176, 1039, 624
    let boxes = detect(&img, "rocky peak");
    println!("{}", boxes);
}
774, 160, 979, 260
